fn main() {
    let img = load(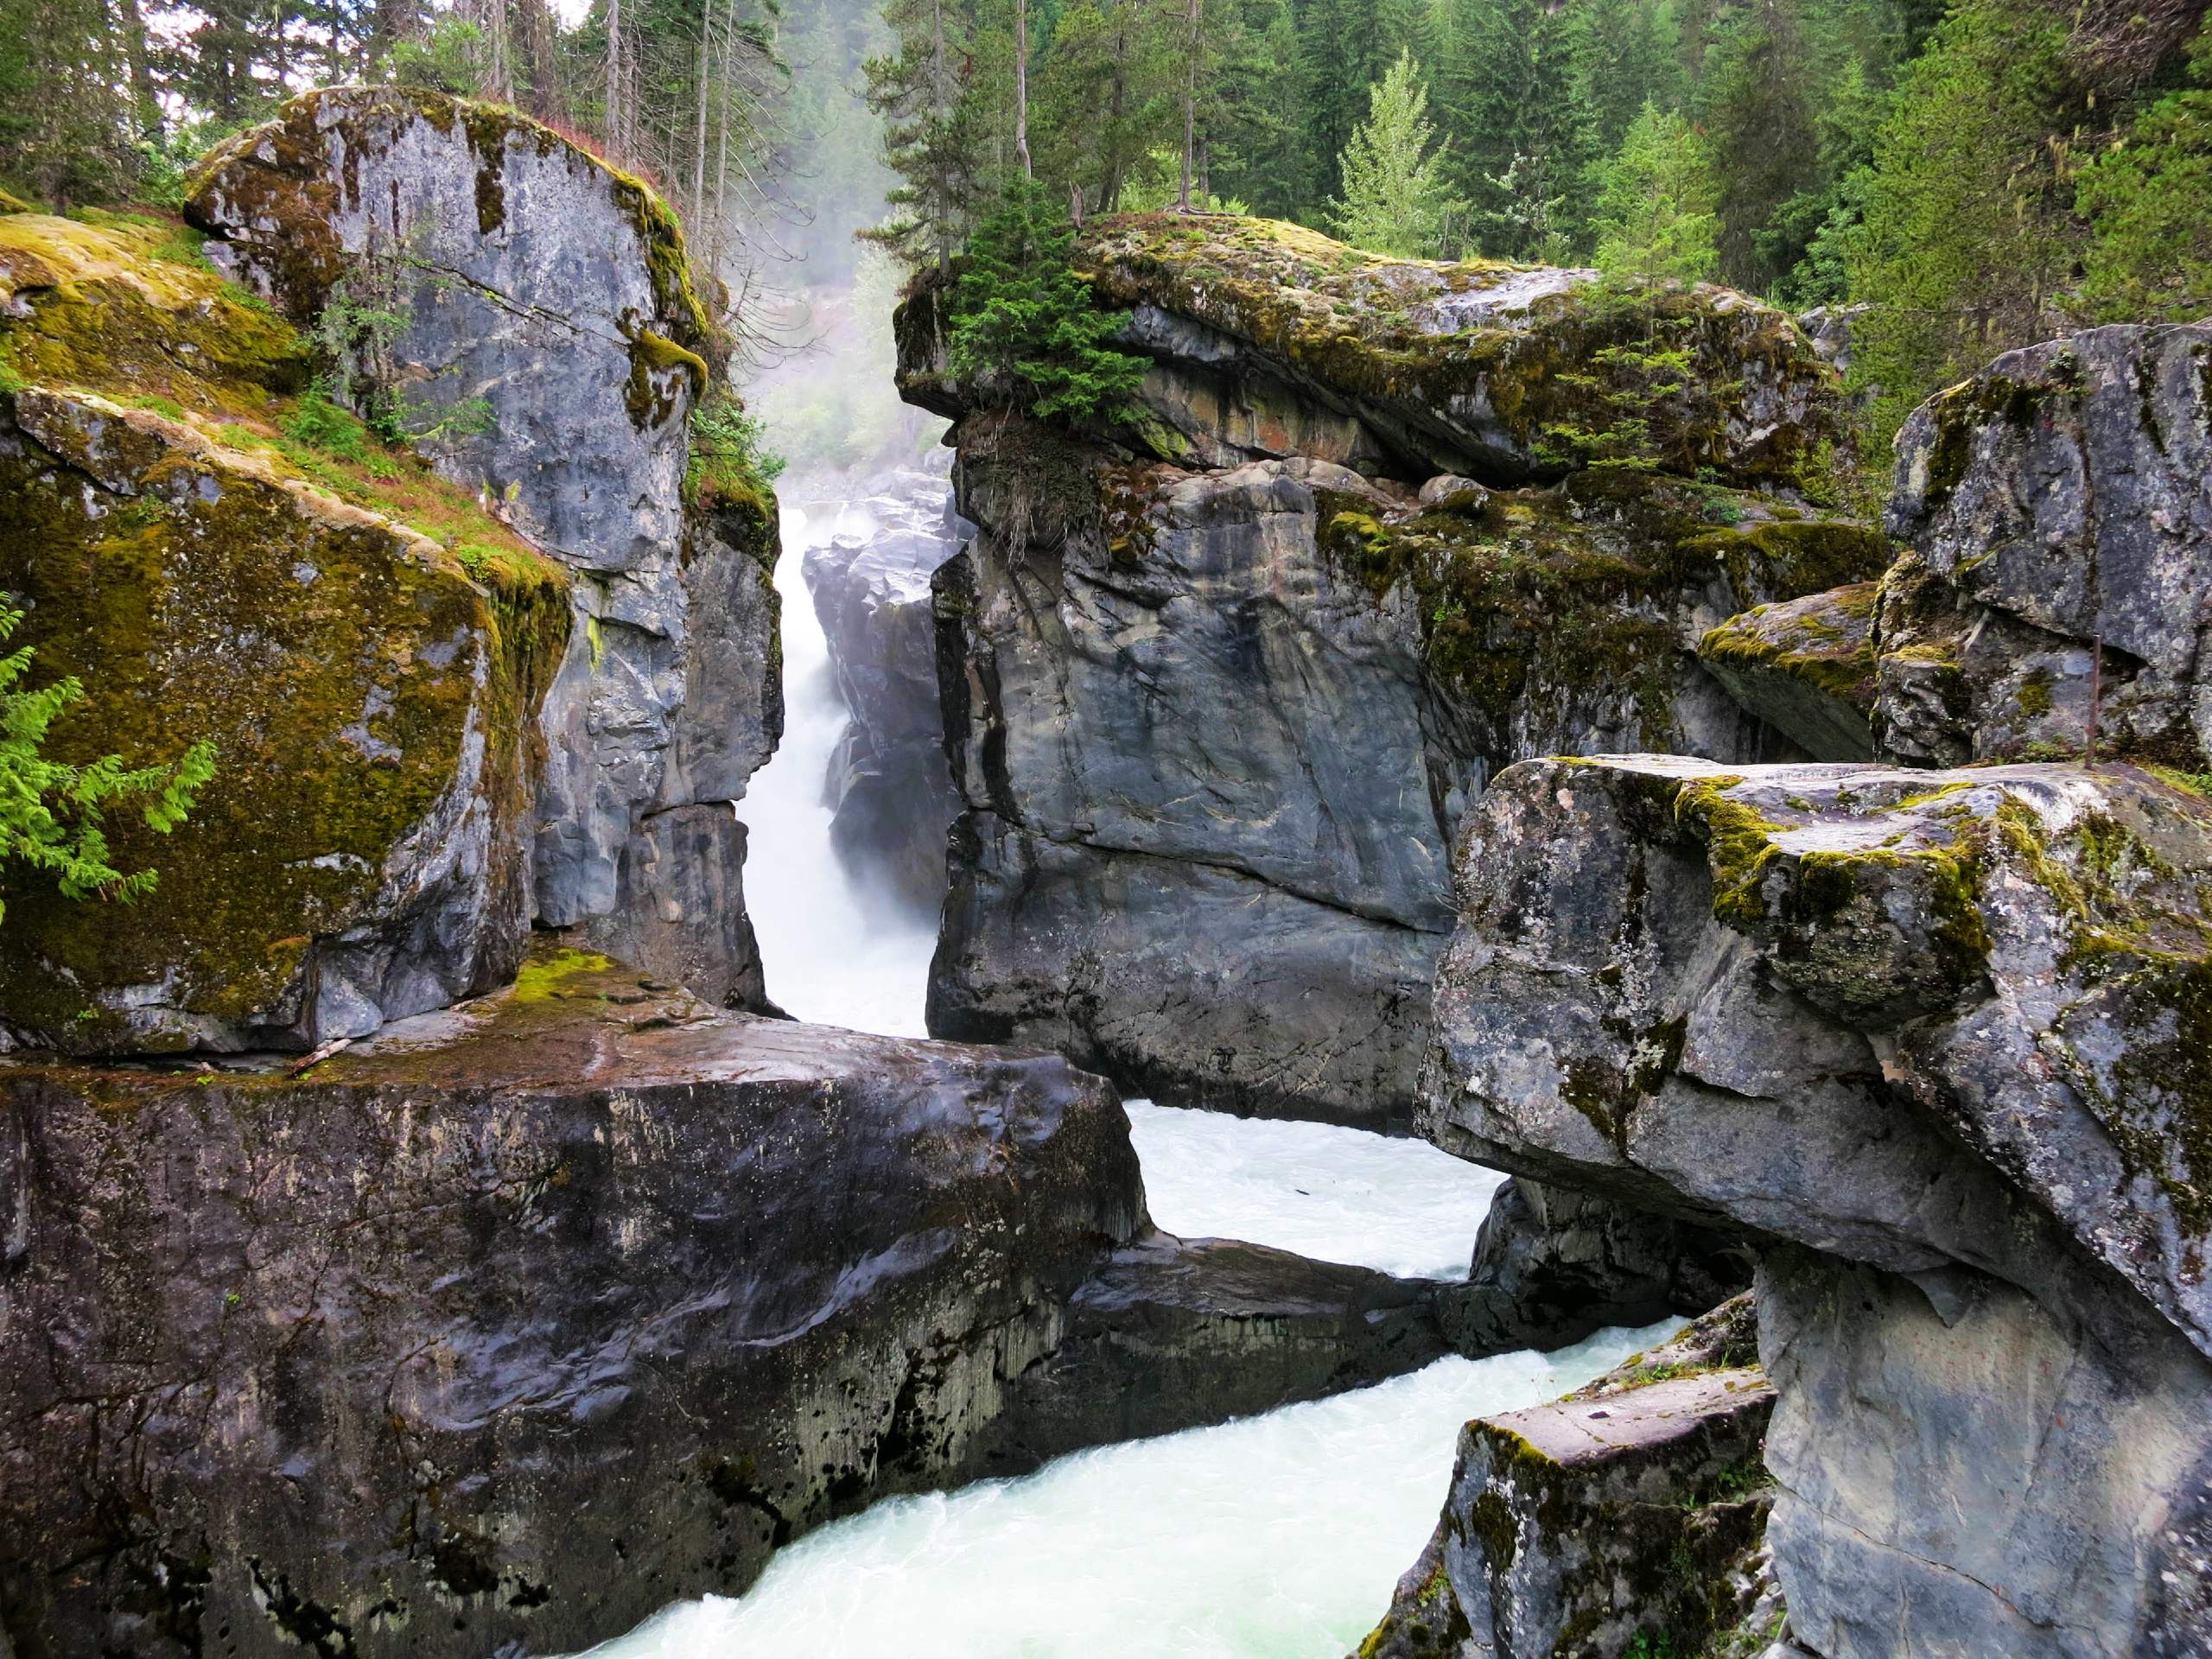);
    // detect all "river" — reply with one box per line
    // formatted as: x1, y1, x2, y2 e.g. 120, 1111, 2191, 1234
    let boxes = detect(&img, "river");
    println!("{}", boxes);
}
570, 498, 1671, 1659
